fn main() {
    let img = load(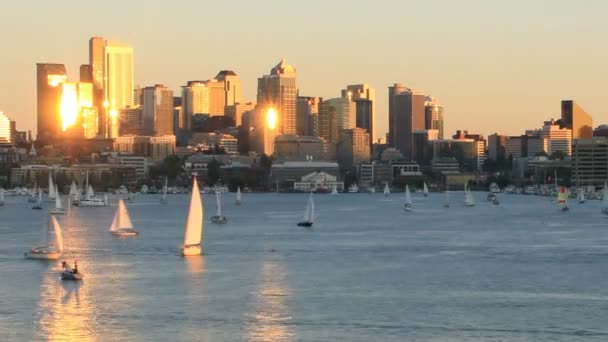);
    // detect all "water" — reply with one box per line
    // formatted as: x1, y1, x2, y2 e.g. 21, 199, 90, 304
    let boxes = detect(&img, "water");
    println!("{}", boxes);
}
1, 192, 607, 341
